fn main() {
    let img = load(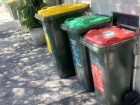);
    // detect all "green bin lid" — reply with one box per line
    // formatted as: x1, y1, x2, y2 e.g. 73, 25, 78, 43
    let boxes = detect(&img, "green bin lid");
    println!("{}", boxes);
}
64, 15, 112, 29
